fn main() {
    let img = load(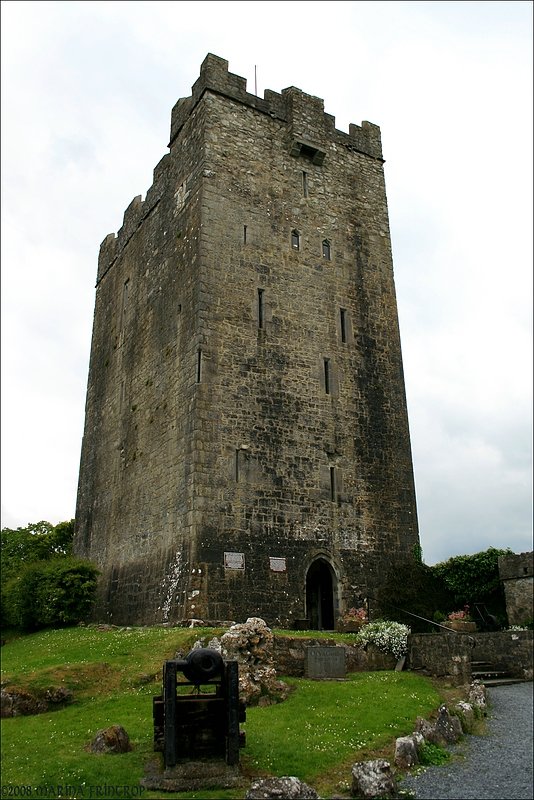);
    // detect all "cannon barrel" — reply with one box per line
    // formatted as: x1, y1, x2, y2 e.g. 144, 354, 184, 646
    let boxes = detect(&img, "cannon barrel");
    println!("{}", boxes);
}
175, 648, 224, 684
